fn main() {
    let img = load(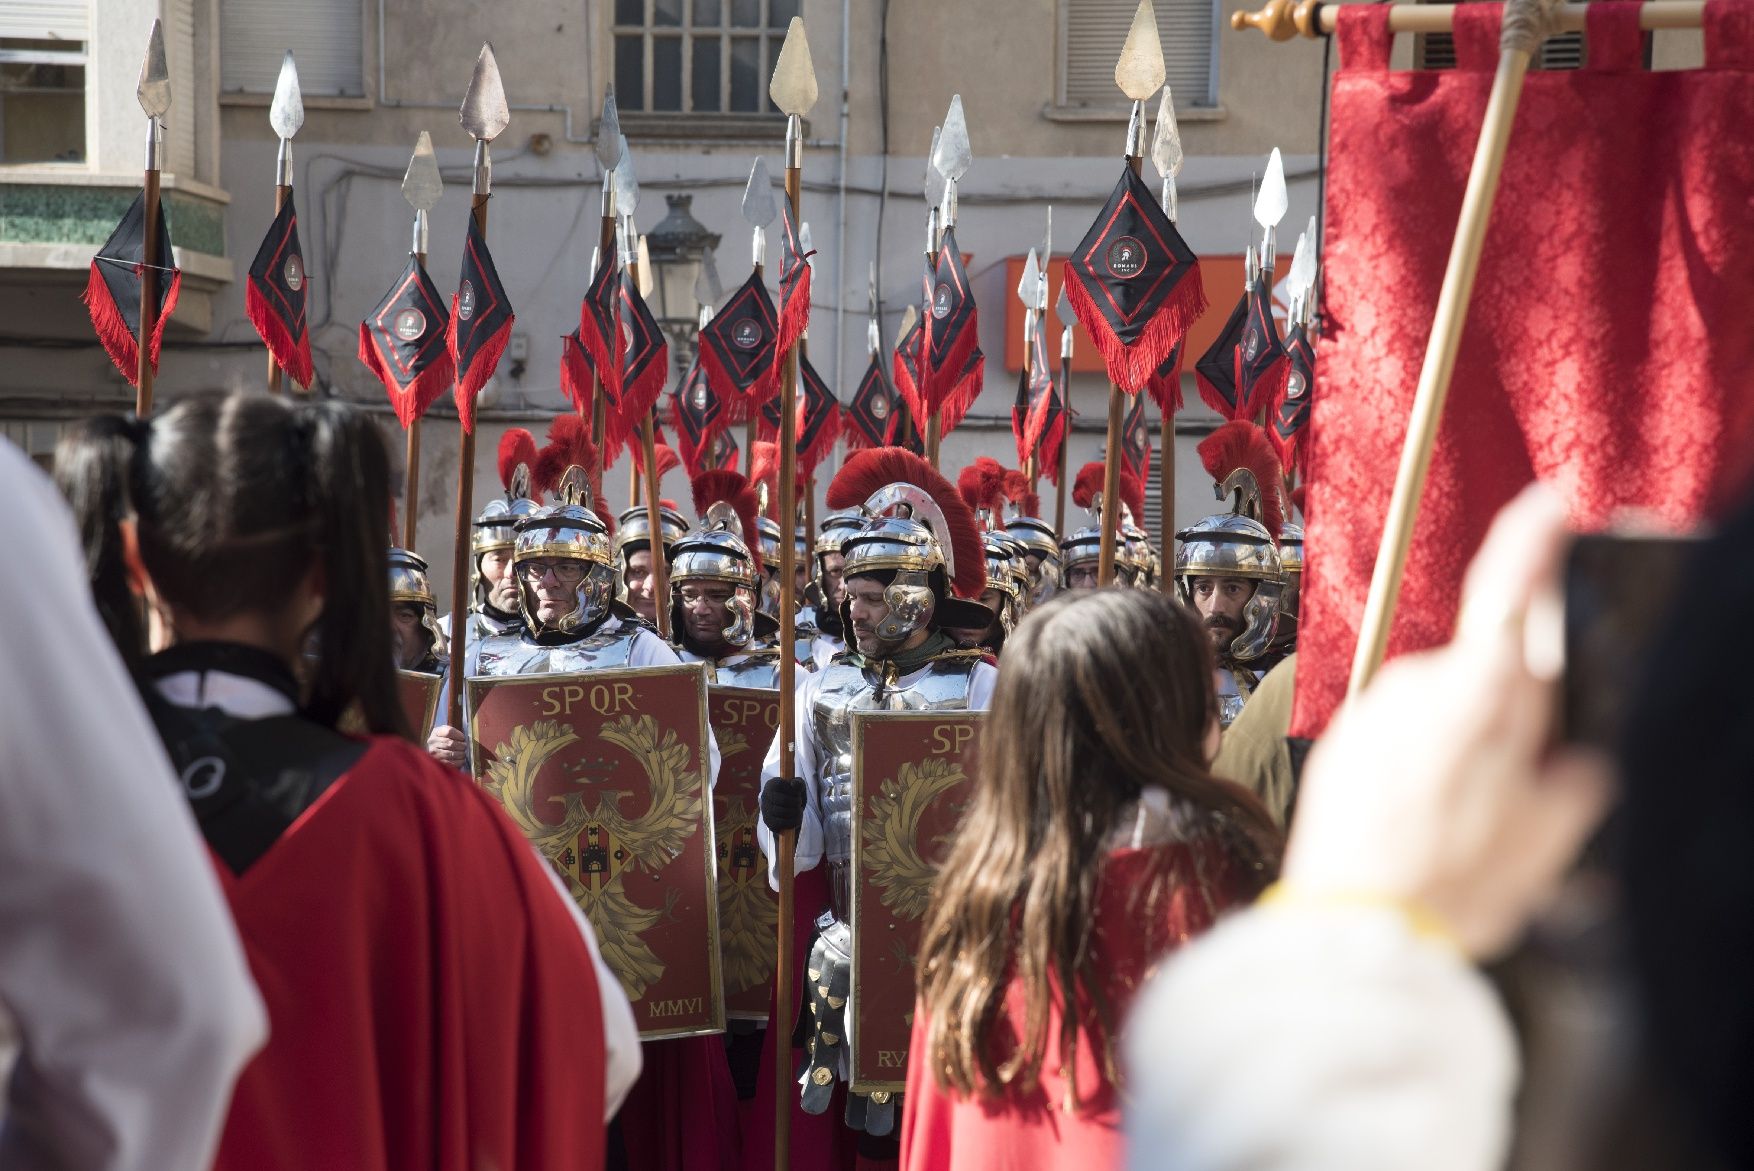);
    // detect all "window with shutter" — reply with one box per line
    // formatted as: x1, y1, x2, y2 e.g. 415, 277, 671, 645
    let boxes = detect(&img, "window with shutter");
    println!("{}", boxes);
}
1061, 0, 1216, 109
0, 1, 87, 164
221, 0, 364, 97
613, 0, 794, 120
